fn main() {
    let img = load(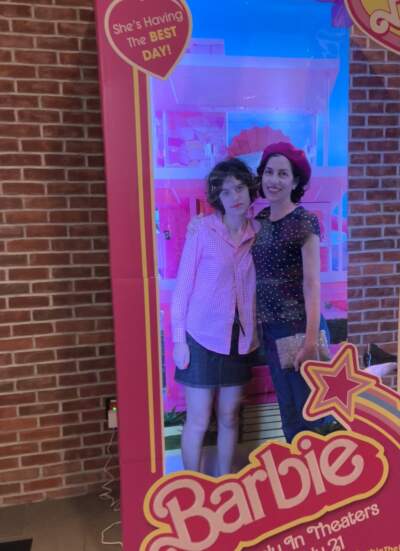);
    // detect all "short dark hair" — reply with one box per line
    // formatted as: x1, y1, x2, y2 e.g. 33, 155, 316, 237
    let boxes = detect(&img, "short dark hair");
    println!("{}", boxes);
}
257, 153, 309, 203
207, 158, 257, 213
